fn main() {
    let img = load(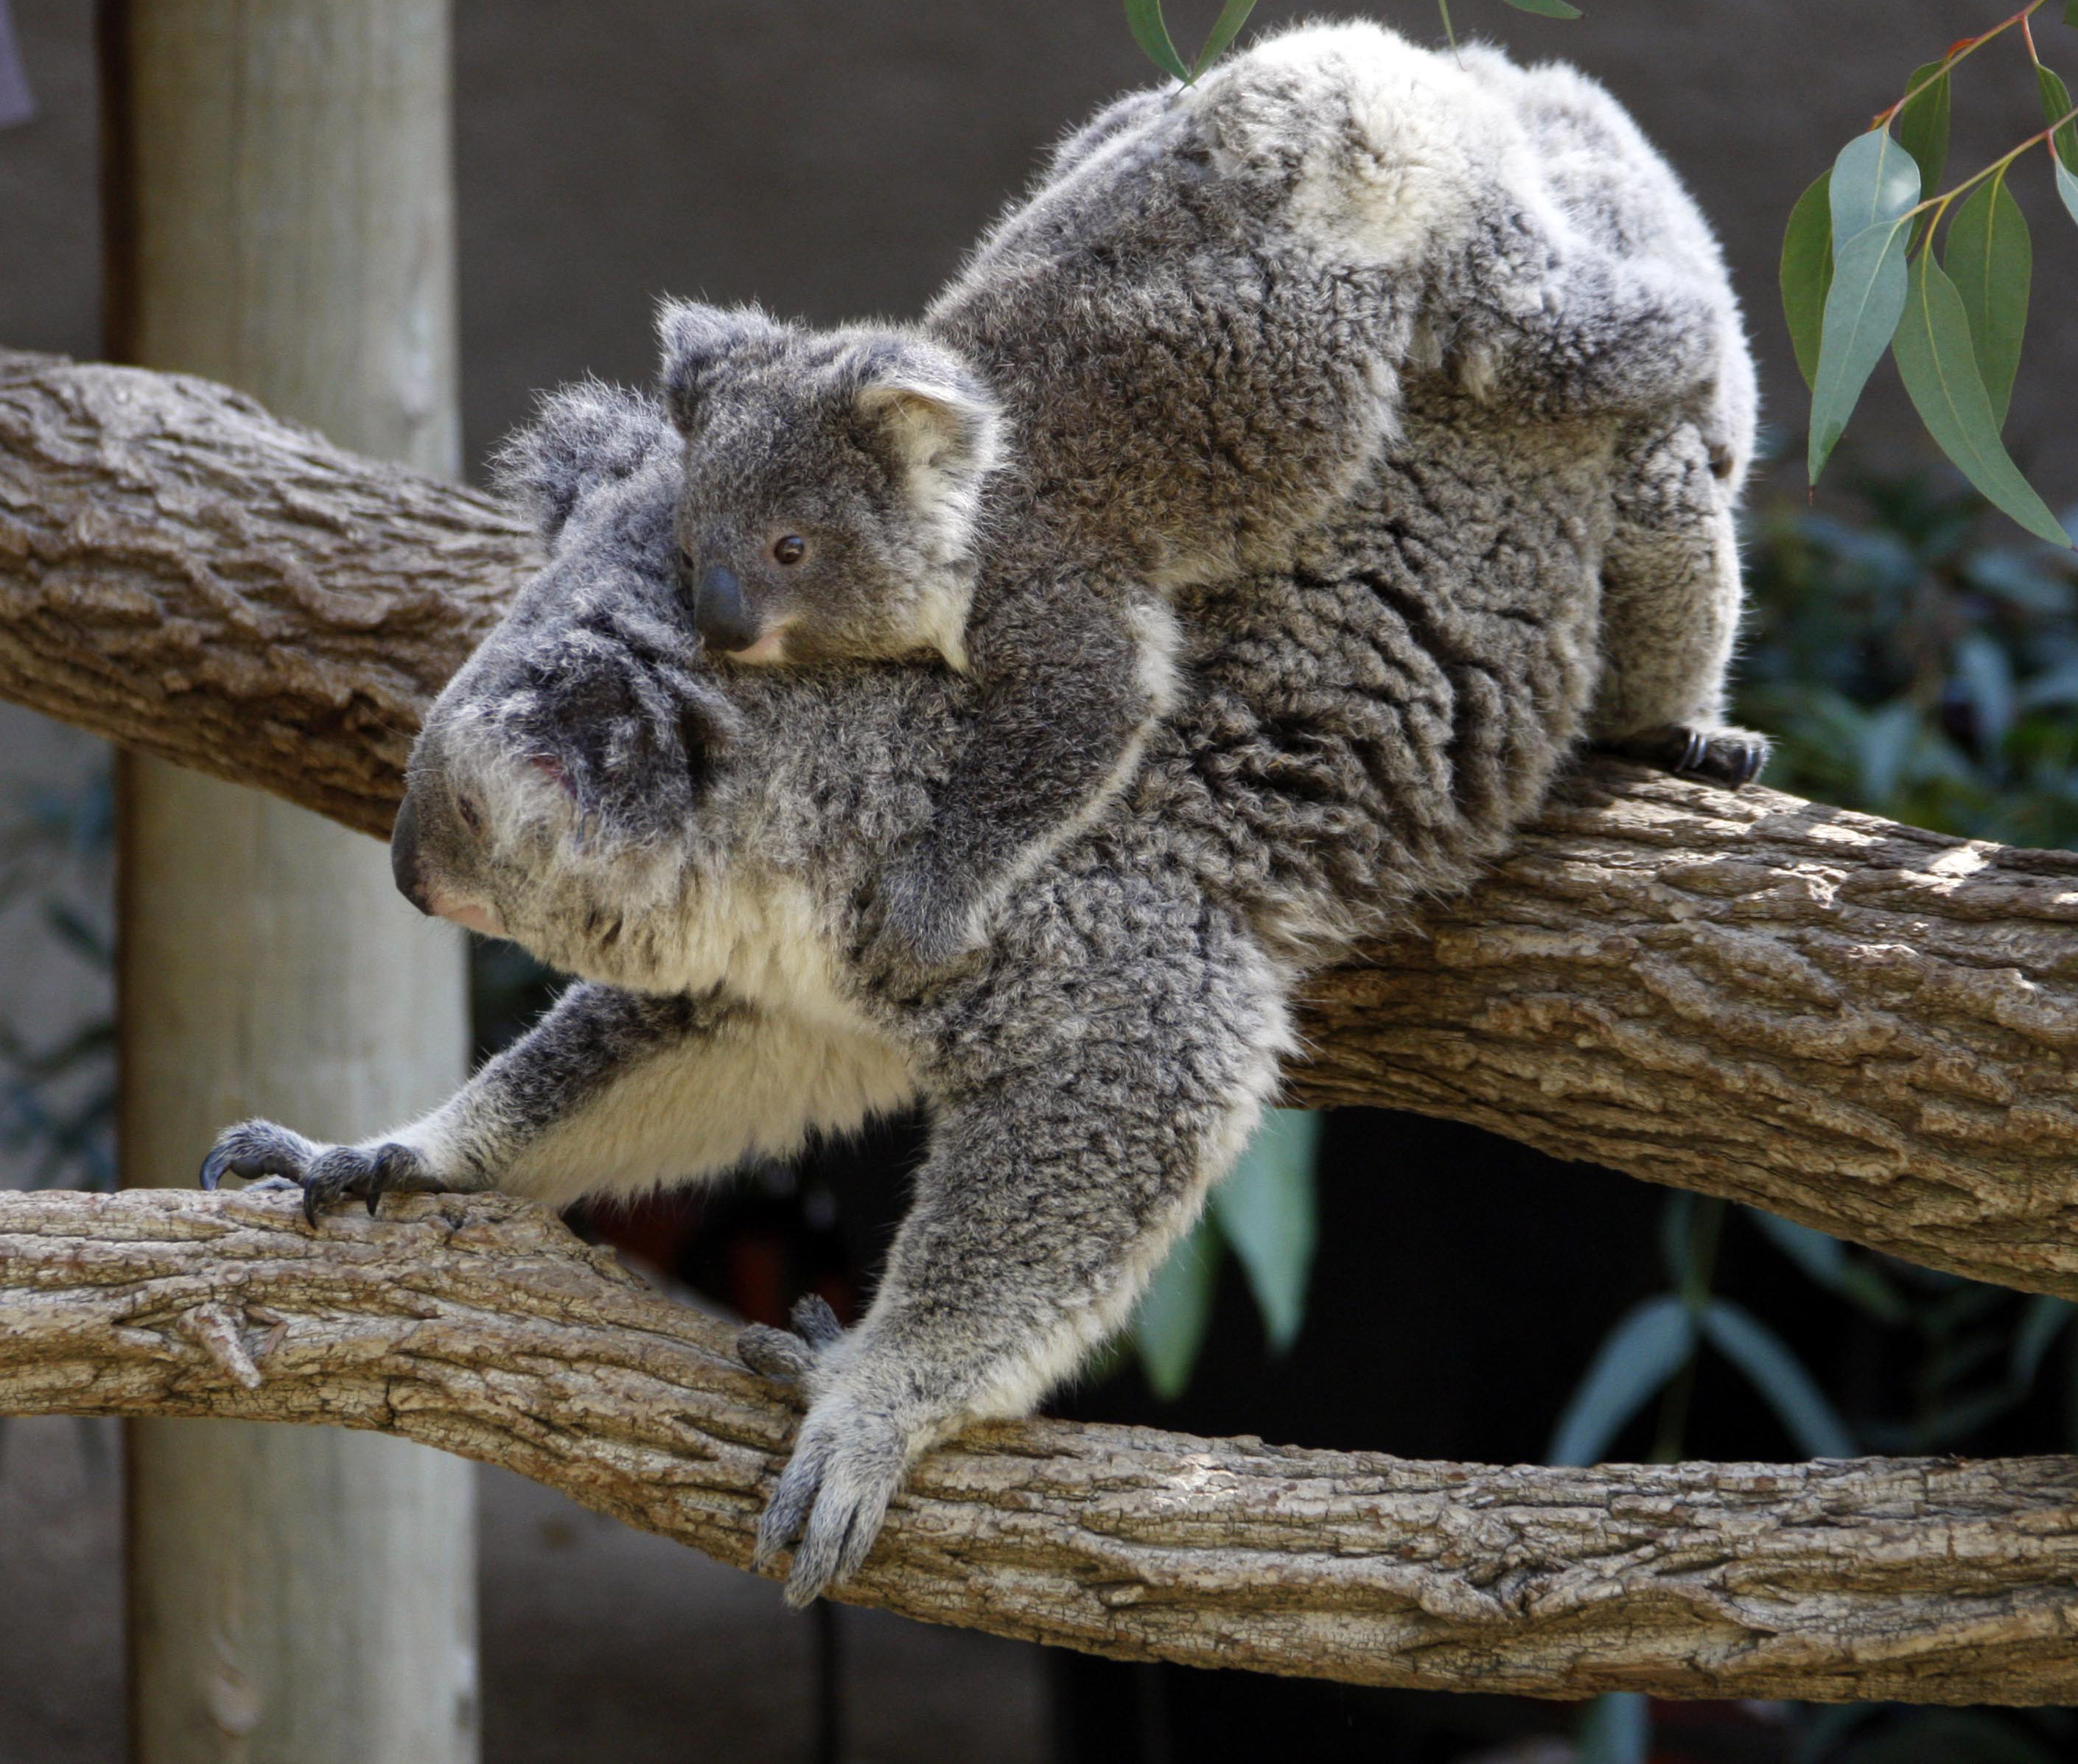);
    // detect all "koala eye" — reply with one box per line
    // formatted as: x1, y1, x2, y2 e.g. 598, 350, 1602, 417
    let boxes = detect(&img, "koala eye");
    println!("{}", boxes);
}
455, 793, 485, 836
772, 534, 808, 567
